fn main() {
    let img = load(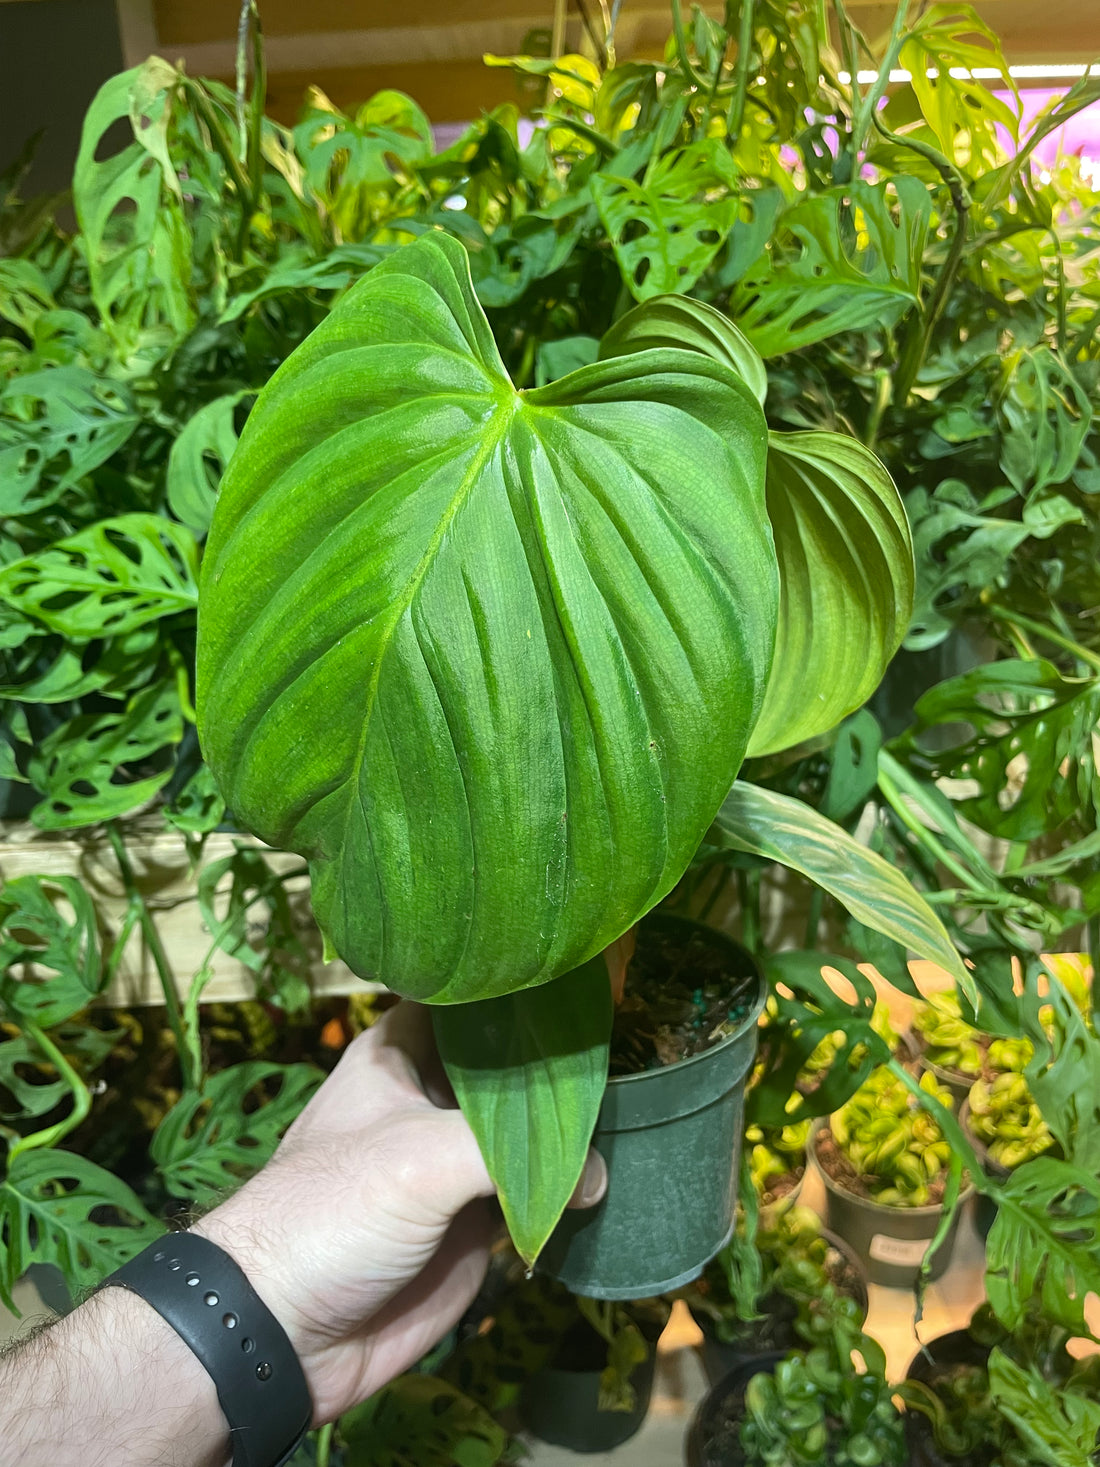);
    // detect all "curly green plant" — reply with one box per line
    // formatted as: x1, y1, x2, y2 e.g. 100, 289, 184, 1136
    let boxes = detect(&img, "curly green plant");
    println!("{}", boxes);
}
915, 993, 1032, 1081
827, 1068, 956, 1207
689, 1205, 864, 1351
748, 1118, 812, 1204
741, 1333, 905, 1467
968, 1073, 1053, 1171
